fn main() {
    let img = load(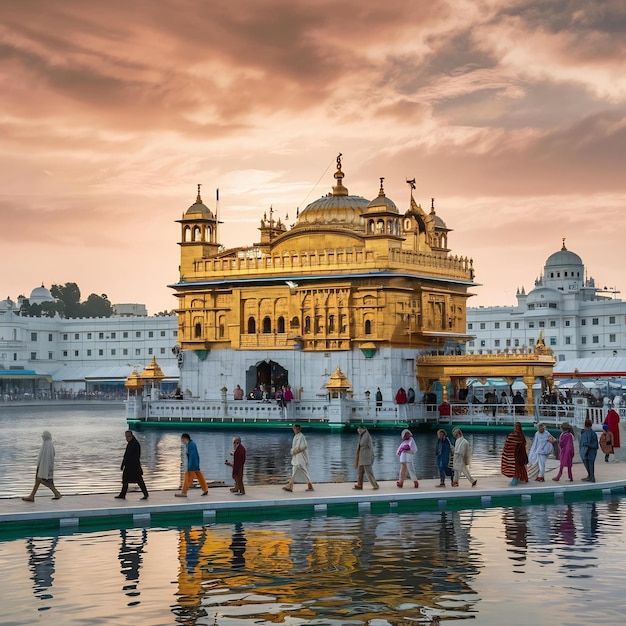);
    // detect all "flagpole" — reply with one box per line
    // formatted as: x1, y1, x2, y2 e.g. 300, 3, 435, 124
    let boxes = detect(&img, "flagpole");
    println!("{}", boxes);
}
216, 188, 220, 242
